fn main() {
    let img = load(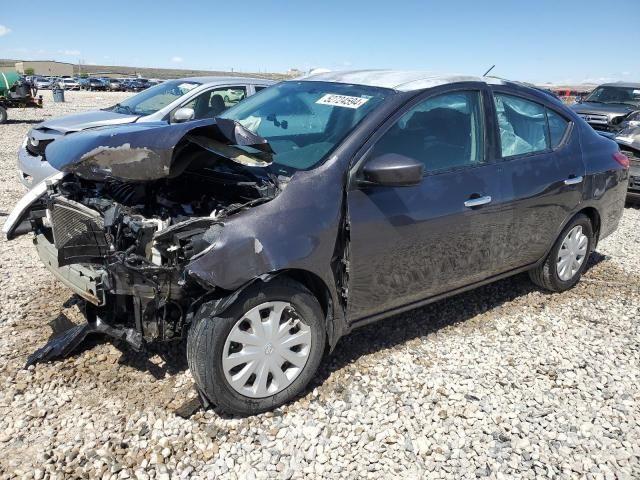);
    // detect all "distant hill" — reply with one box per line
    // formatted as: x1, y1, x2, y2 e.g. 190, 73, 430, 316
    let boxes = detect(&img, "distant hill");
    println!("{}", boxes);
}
0, 59, 289, 80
